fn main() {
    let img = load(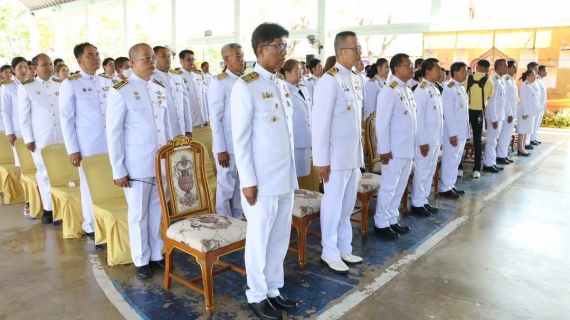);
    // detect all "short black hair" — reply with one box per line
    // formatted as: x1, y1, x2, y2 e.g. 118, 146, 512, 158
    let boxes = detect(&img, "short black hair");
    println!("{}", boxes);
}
414, 58, 424, 68
178, 49, 194, 60
389, 53, 410, 74
153, 46, 168, 54
11, 56, 27, 69
538, 65, 547, 72
333, 31, 357, 56
1, 65, 12, 73
527, 62, 539, 69
201, 61, 209, 68
53, 58, 64, 65
308, 58, 321, 72
445, 70, 450, 75
102, 57, 114, 67
413, 70, 422, 81
450, 61, 467, 78
494, 58, 506, 69
507, 60, 516, 69
73, 42, 97, 59
31, 53, 49, 66
115, 57, 129, 69
476, 59, 490, 69
251, 22, 289, 57
421, 58, 439, 77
